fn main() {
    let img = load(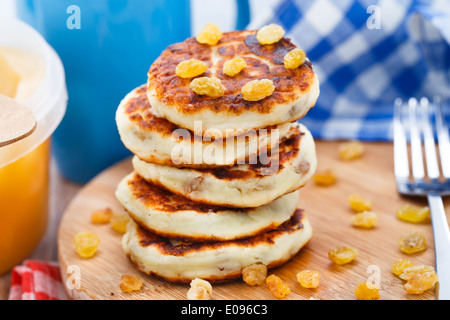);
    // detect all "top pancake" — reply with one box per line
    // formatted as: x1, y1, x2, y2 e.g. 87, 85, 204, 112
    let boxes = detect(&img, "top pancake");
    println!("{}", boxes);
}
147, 30, 320, 137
